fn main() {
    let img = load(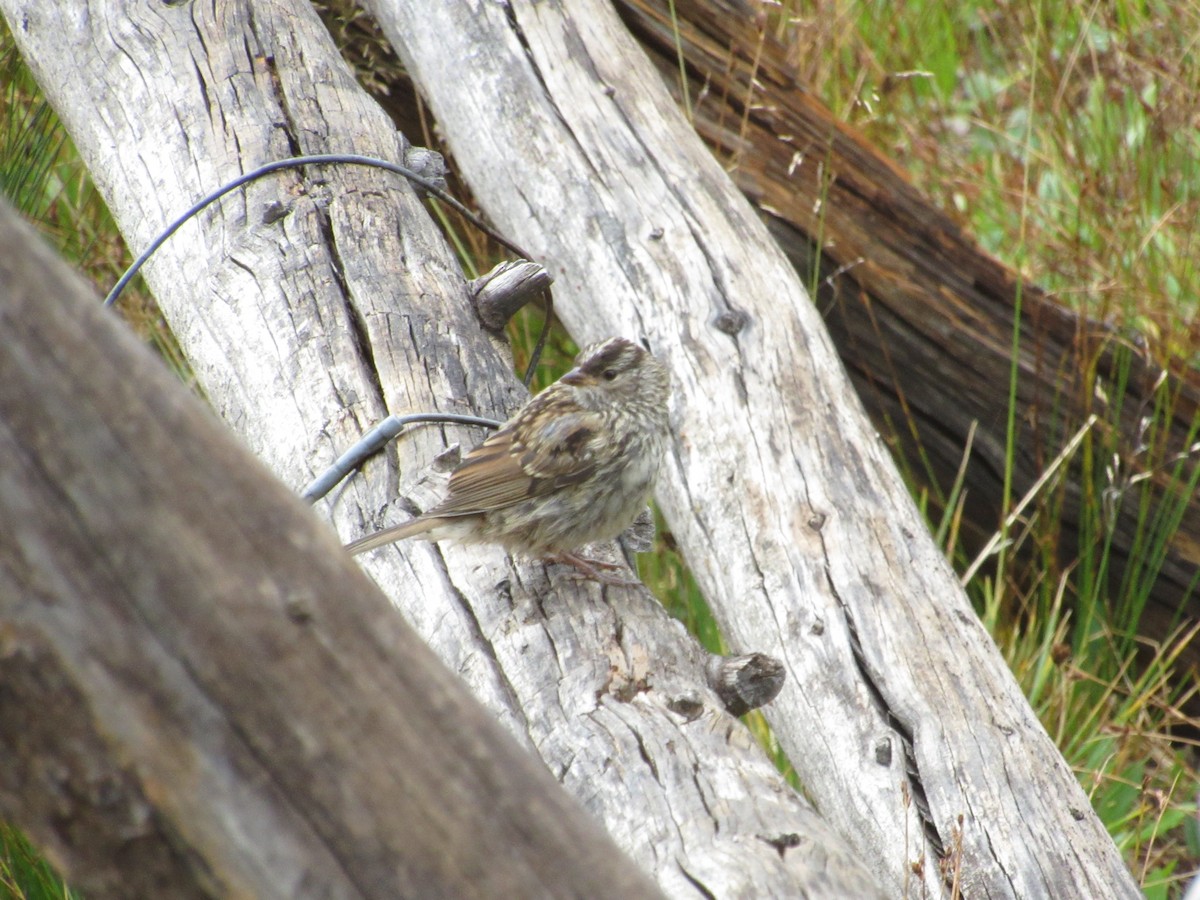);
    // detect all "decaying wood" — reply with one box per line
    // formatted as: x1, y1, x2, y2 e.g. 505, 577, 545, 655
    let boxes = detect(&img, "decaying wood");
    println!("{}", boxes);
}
2, 0, 887, 896
705, 652, 786, 716
367, 0, 1141, 895
614, 0, 1200, 664
320, 0, 1200, 661
0, 201, 667, 900
470, 259, 552, 331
